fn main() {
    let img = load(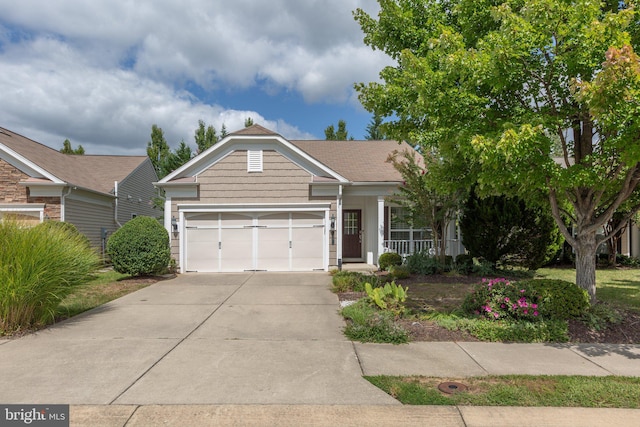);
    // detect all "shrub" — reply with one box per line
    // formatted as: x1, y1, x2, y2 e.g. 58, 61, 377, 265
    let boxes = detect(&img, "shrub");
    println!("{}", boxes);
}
460, 190, 561, 269
107, 216, 170, 276
389, 264, 411, 279
365, 281, 408, 316
406, 252, 444, 275
462, 278, 542, 321
0, 220, 100, 333
442, 317, 569, 342
378, 252, 403, 270
341, 299, 409, 344
454, 254, 474, 275
516, 279, 590, 320
331, 270, 380, 293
